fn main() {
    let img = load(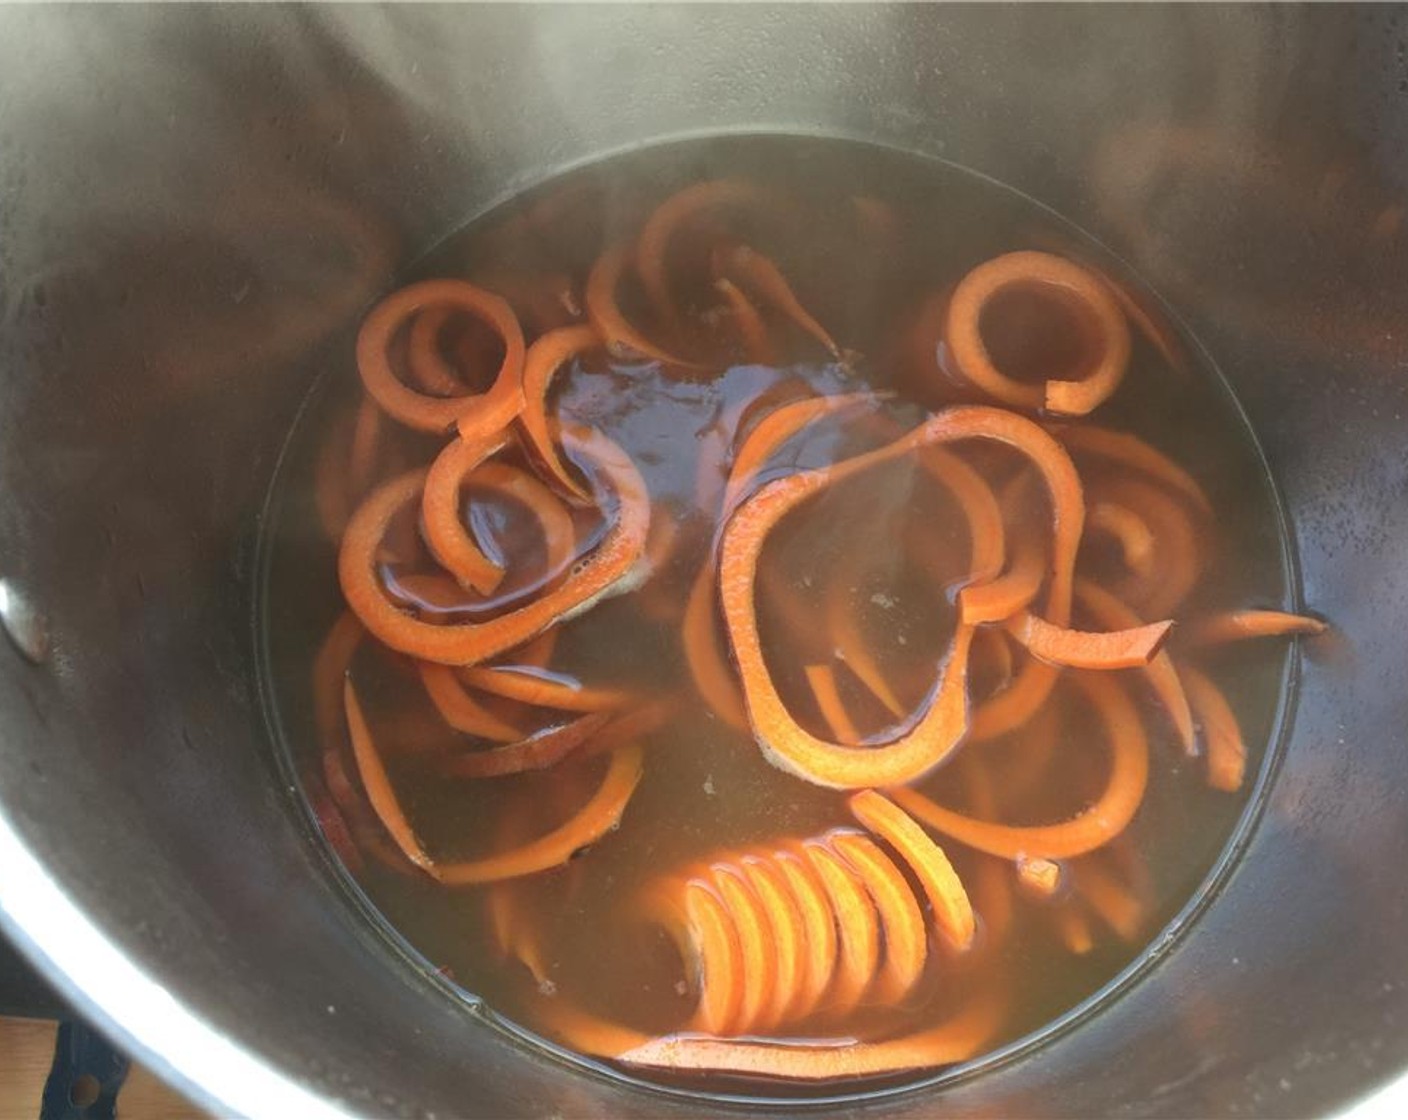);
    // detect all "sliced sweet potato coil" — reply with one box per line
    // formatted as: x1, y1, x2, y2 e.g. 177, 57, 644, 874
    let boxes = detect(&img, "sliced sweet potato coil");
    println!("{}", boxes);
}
1053, 902, 1095, 955
643, 830, 942, 1035
709, 862, 778, 1035
641, 877, 745, 1036
959, 519, 1047, 626
1180, 609, 1326, 648
714, 244, 841, 360
917, 446, 1006, 587
424, 452, 578, 599
458, 665, 631, 713
581, 696, 681, 760
637, 178, 770, 330
417, 662, 532, 742
825, 555, 908, 721
969, 656, 1060, 743
798, 839, 880, 1019
613, 986, 1004, 1079
723, 467, 974, 788
890, 672, 1149, 861
339, 426, 648, 666
435, 743, 644, 885
314, 611, 364, 746
343, 680, 435, 873
912, 407, 1086, 627
1095, 476, 1202, 619
769, 847, 839, 1023
485, 807, 551, 985
338, 674, 641, 881
439, 712, 610, 779
406, 306, 473, 397
1004, 610, 1173, 670
722, 405, 1081, 787
715, 278, 778, 365
586, 243, 696, 367
417, 626, 560, 742
313, 613, 411, 873
804, 663, 864, 745
1057, 424, 1213, 516
632, 819, 986, 1049
971, 626, 1016, 699
729, 480, 975, 785
828, 832, 928, 1005
723, 391, 885, 519
1076, 860, 1144, 940
738, 855, 808, 1027
519, 324, 601, 503
944, 251, 1130, 415
1074, 579, 1195, 755
1177, 662, 1246, 792
848, 791, 975, 954
357, 278, 526, 435
419, 432, 518, 594
682, 562, 750, 732
1087, 499, 1156, 578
